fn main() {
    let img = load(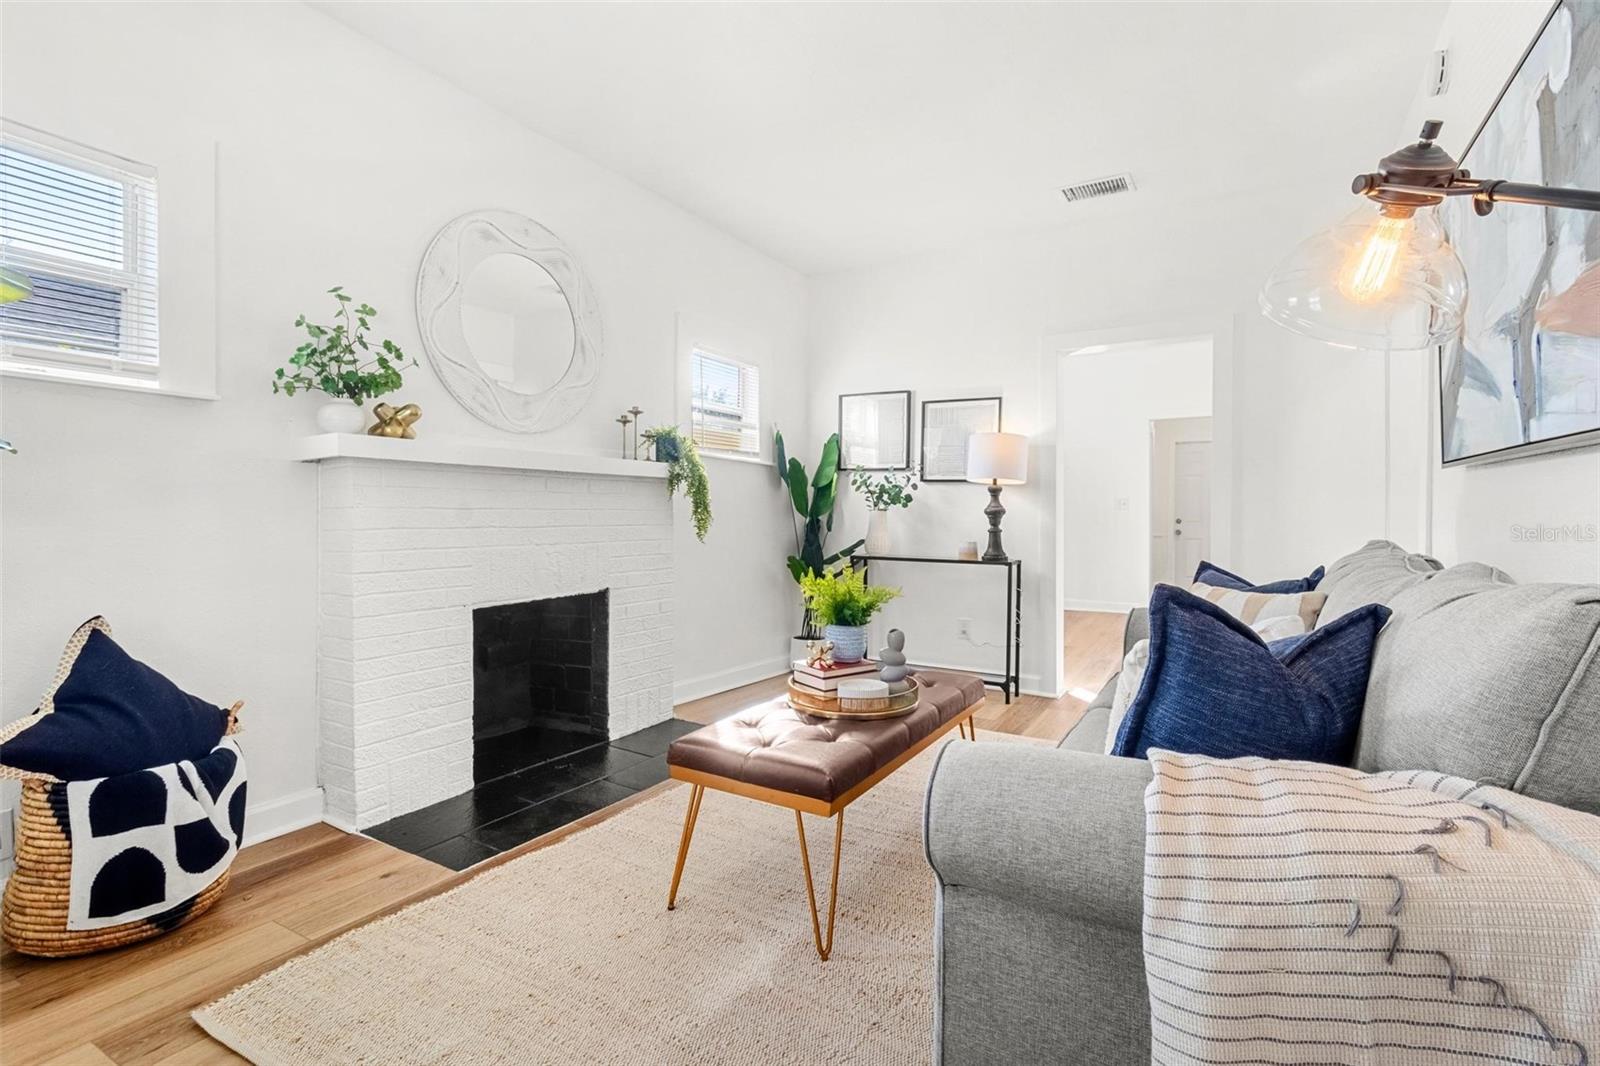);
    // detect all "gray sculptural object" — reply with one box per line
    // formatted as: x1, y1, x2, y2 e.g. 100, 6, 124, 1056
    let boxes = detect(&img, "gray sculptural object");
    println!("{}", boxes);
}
879, 628, 909, 683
